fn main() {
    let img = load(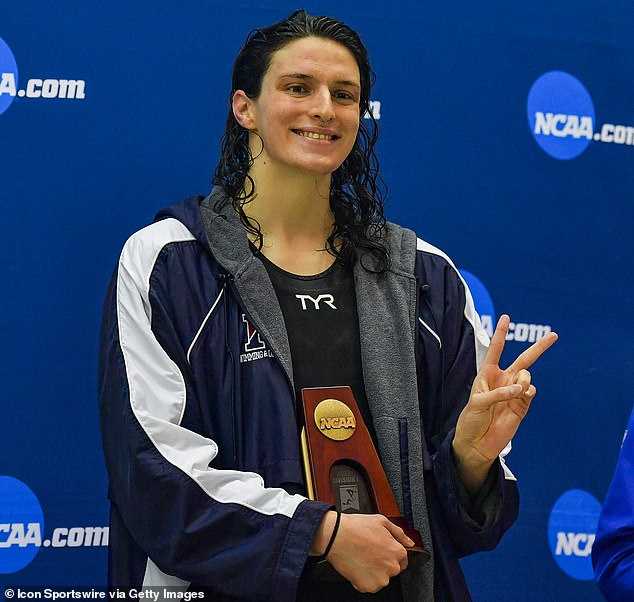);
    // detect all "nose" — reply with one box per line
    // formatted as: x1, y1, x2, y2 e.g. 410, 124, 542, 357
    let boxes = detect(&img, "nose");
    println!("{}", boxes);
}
312, 86, 335, 124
